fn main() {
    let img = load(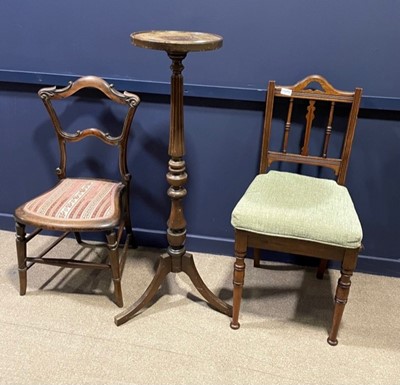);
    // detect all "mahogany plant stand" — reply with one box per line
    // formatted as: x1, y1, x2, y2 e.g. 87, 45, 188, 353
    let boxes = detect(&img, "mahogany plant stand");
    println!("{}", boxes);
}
115, 30, 232, 326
